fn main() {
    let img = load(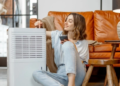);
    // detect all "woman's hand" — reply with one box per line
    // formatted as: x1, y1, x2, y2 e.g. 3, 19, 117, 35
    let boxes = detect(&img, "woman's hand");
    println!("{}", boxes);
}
34, 20, 43, 28
34, 20, 52, 37
61, 39, 69, 44
60, 39, 75, 44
